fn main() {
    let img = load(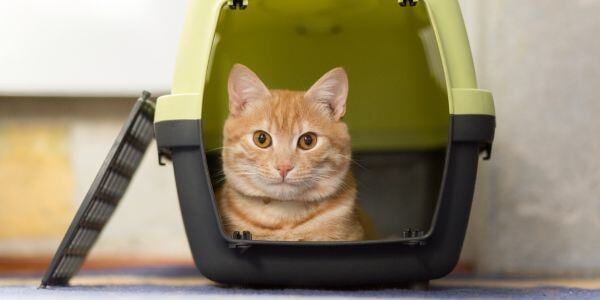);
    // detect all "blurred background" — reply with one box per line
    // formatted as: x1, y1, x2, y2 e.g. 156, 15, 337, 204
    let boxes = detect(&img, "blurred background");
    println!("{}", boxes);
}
1, 0, 599, 277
